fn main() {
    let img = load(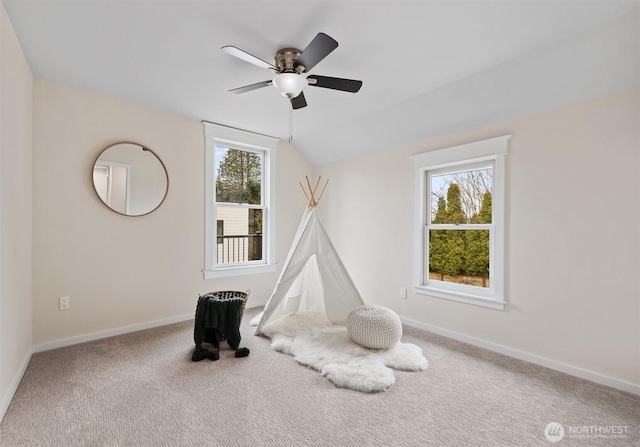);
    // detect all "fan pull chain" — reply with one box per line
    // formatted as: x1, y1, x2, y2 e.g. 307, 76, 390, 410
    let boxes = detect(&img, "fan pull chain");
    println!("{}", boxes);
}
288, 102, 294, 143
